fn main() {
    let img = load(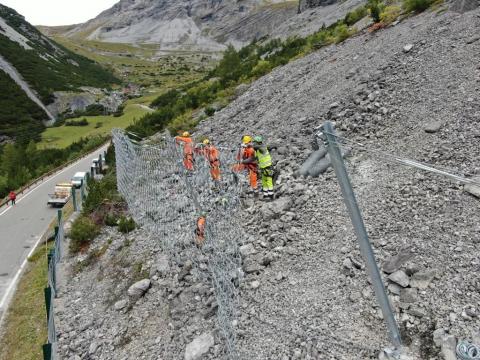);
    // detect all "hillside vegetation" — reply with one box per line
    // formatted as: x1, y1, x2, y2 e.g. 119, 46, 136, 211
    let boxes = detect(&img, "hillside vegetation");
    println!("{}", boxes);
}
0, 70, 46, 142
0, 5, 119, 105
